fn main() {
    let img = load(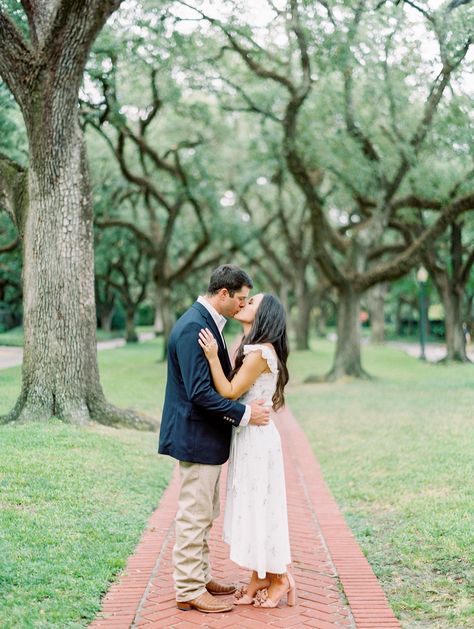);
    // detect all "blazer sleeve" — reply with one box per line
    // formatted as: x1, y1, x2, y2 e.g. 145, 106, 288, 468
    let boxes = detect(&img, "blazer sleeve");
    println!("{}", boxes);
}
176, 322, 246, 425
